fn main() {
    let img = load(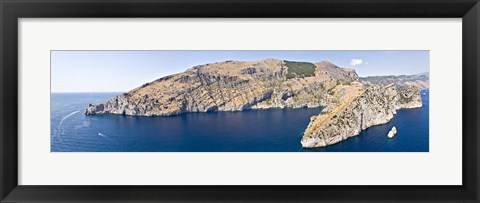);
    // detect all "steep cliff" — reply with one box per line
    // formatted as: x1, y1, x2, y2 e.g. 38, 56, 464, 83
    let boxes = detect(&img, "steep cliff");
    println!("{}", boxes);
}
85, 59, 358, 116
300, 83, 422, 148
85, 58, 424, 149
